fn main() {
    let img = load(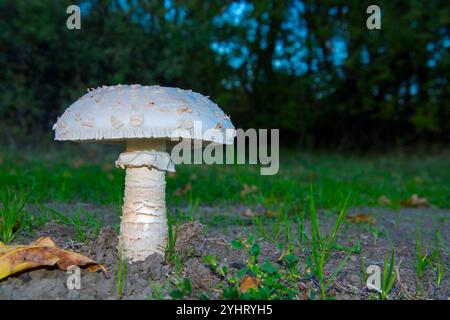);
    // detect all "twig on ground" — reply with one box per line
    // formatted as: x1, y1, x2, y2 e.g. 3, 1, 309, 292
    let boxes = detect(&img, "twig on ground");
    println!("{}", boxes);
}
395, 259, 413, 299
